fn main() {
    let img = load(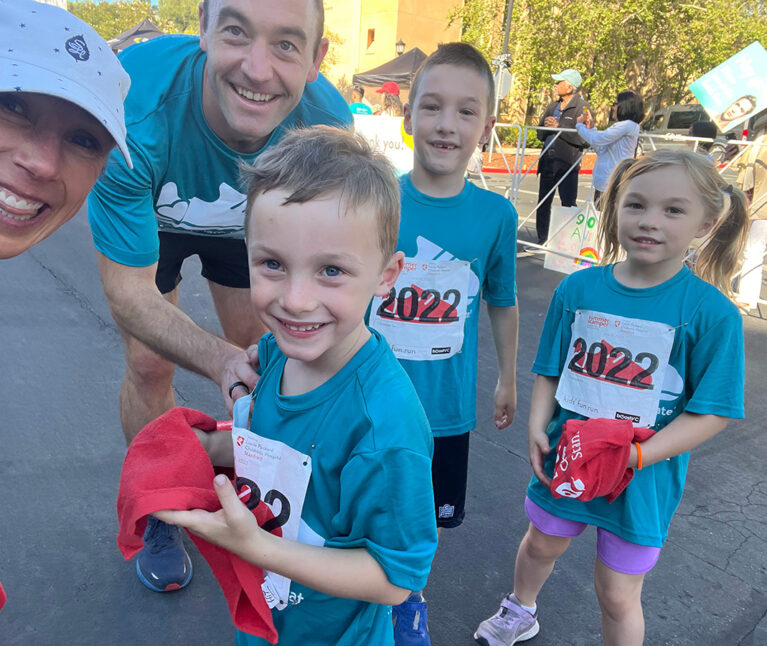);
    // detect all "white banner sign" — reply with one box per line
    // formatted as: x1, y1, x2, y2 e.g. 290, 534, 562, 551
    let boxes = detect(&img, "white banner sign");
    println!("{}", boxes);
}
353, 114, 414, 174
